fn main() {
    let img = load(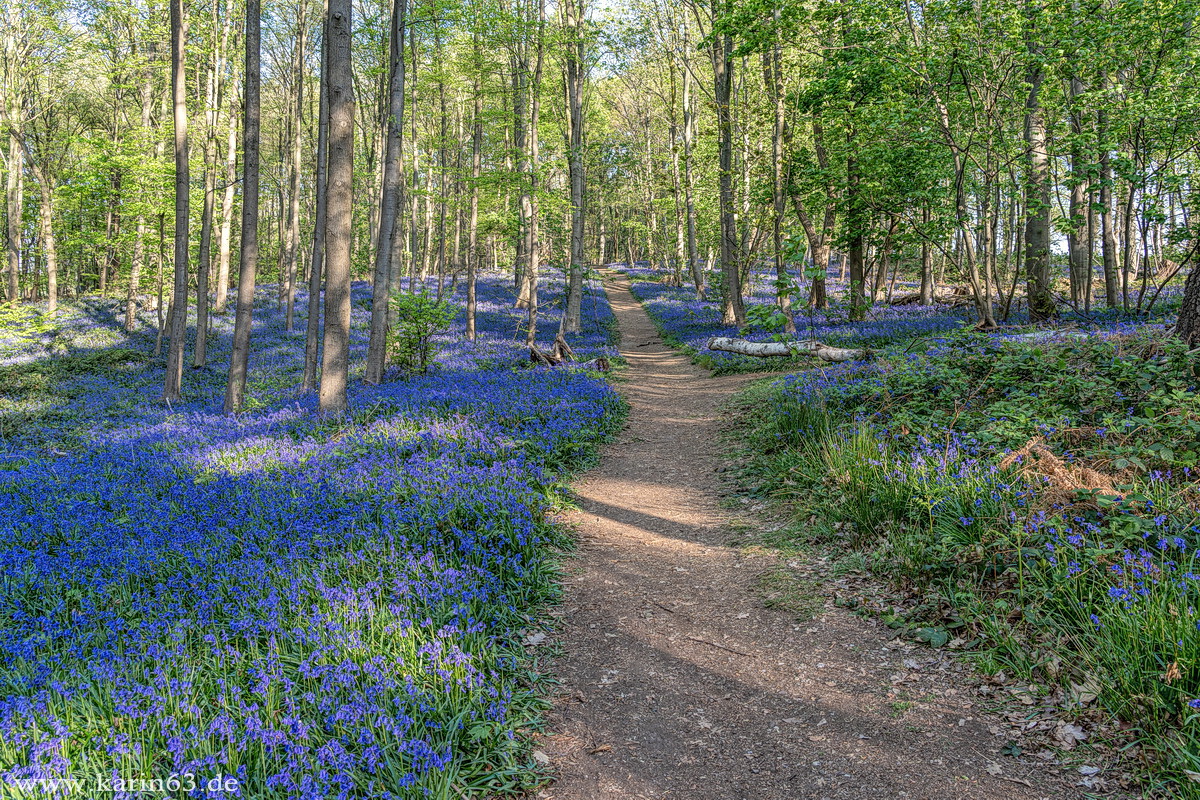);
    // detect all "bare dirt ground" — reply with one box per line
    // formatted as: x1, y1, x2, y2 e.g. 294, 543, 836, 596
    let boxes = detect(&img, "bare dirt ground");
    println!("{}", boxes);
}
535, 273, 1088, 800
